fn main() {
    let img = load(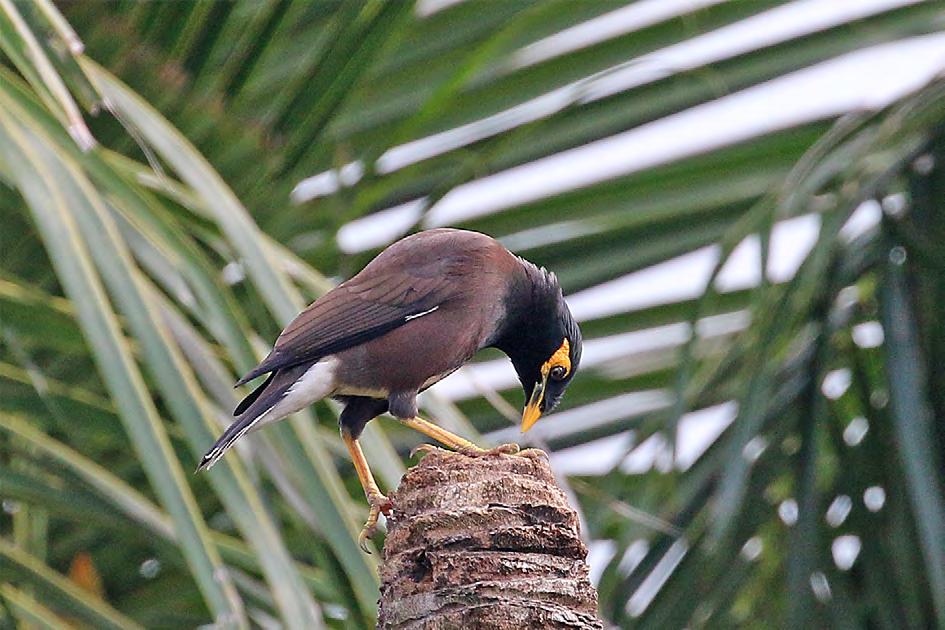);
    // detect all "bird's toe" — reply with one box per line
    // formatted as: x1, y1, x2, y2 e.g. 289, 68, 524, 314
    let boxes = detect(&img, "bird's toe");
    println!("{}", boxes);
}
410, 443, 443, 459
358, 492, 392, 554
457, 442, 521, 457
515, 447, 548, 460
492, 442, 521, 455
